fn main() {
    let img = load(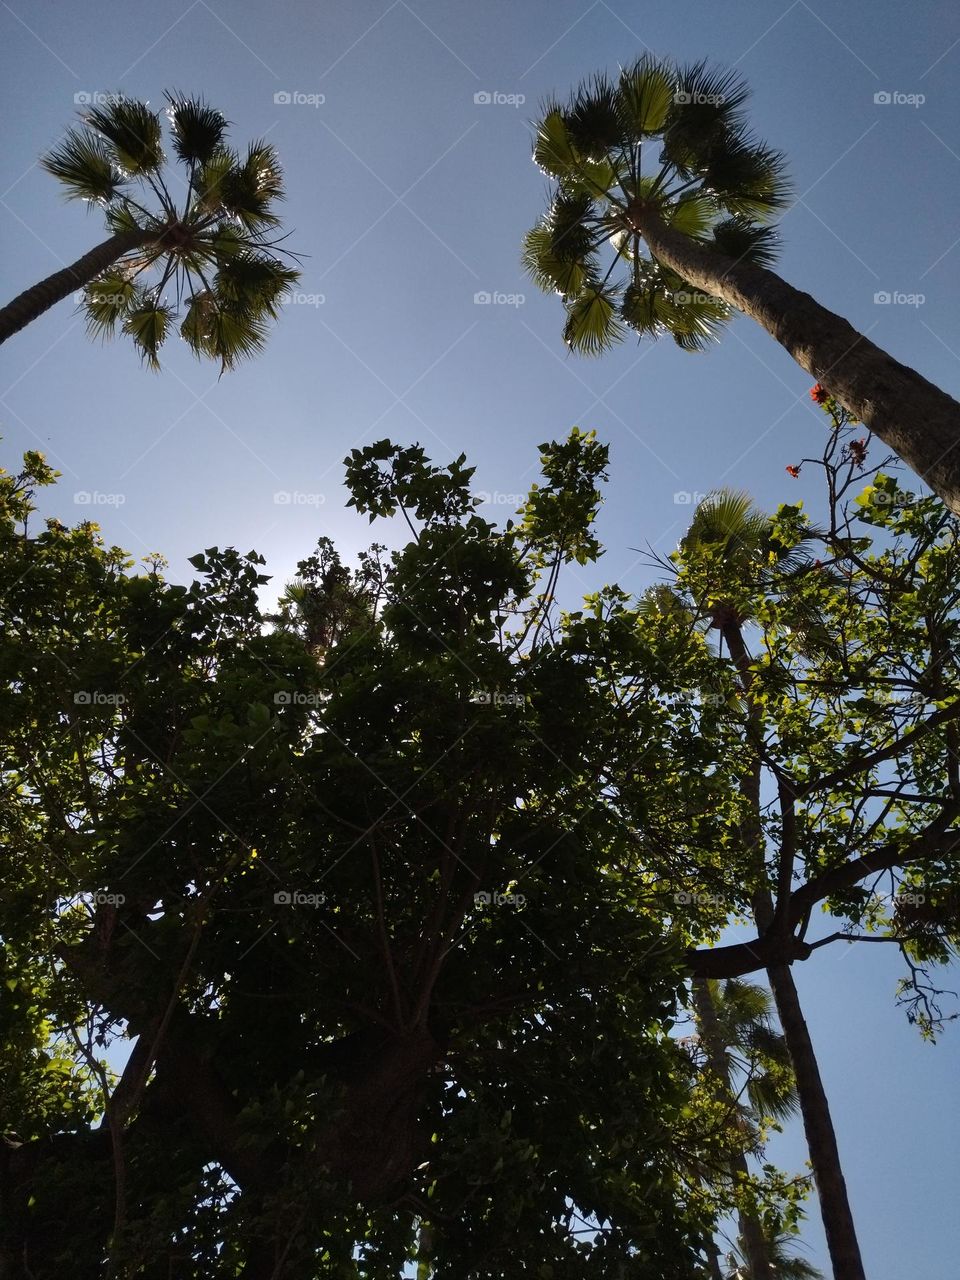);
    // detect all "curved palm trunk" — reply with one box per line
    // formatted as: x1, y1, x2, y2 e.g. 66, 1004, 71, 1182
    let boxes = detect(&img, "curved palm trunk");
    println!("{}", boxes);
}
0, 228, 150, 346
635, 208, 960, 515
692, 976, 772, 1279
722, 620, 866, 1280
